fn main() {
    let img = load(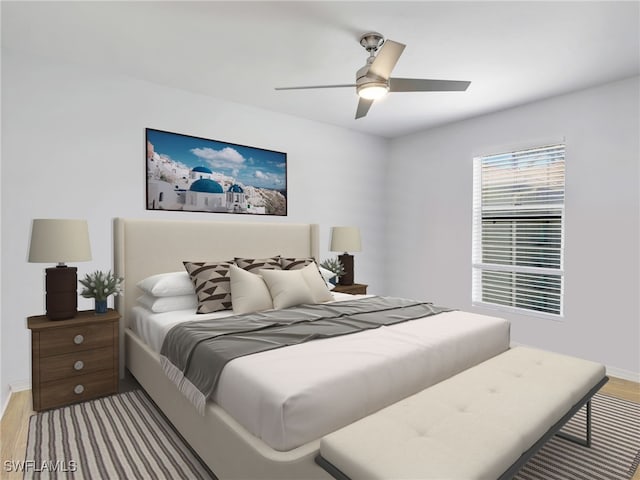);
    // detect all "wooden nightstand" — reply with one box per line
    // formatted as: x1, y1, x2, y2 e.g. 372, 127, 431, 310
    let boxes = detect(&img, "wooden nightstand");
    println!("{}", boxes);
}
27, 309, 120, 411
333, 283, 368, 295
